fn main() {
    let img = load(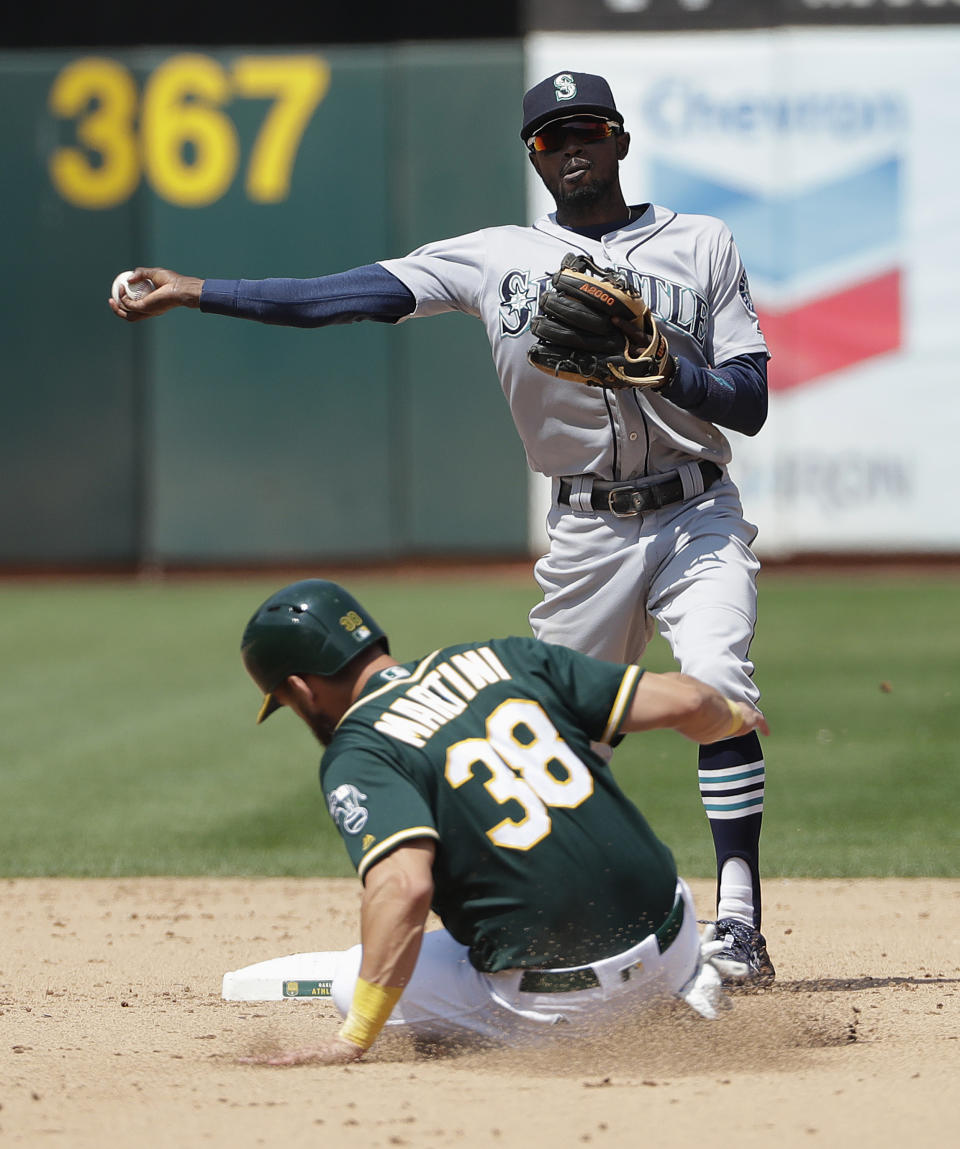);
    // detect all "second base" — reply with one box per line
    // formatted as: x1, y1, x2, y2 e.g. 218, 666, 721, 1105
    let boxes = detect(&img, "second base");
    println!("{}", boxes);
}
222, 951, 343, 1001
